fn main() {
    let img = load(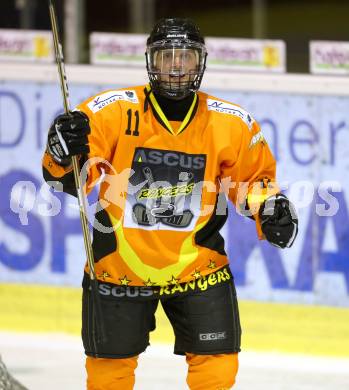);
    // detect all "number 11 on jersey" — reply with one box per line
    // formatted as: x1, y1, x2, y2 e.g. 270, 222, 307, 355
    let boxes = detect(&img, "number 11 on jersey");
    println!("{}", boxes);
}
125, 109, 140, 136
